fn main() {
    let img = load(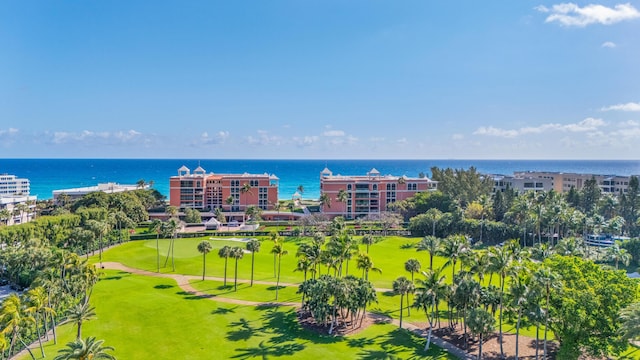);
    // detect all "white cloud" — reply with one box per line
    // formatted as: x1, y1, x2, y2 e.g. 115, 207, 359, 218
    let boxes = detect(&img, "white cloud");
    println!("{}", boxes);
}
48, 129, 144, 145
0, 128, 18, 137
536, 3, 640, 27
618, 120, 639, 127
452, 133, 464, 140
292, 136, 319, 147
198, 131, 229, 145
246, 131, 282, 146
473, 126, 519, 138
397, 138, 408, 145
601, 41, 617, 48
601, 102, 640, 111
474, 118, 606, 138
323, 130, 345, 137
